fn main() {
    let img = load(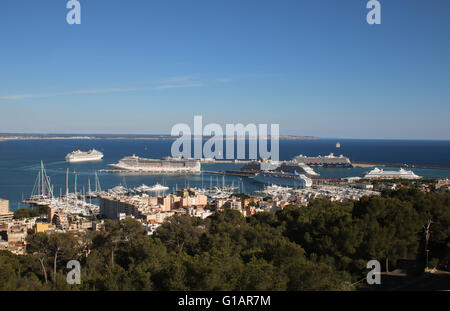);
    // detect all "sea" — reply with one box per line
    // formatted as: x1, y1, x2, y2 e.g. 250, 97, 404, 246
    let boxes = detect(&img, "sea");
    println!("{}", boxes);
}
1, 138, 450, 211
